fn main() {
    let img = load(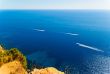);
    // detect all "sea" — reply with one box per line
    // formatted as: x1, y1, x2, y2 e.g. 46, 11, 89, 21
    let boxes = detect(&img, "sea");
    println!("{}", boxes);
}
0, 10, 110, 74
